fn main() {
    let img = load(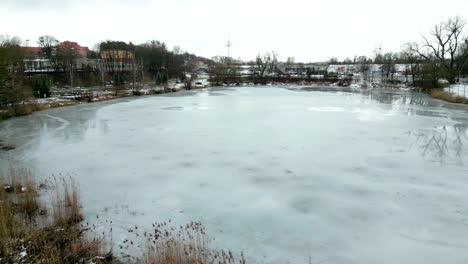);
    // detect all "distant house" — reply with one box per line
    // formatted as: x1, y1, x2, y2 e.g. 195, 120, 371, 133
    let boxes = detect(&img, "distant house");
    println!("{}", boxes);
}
194, 61, 209, 80
22, 47, 51, 72
58, 41, 90, 58
22, 41, 90, 73
239, 65, 254, 77
276, 62, 328, 78
327, 64, 415, 84
22, 47, 44, 57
